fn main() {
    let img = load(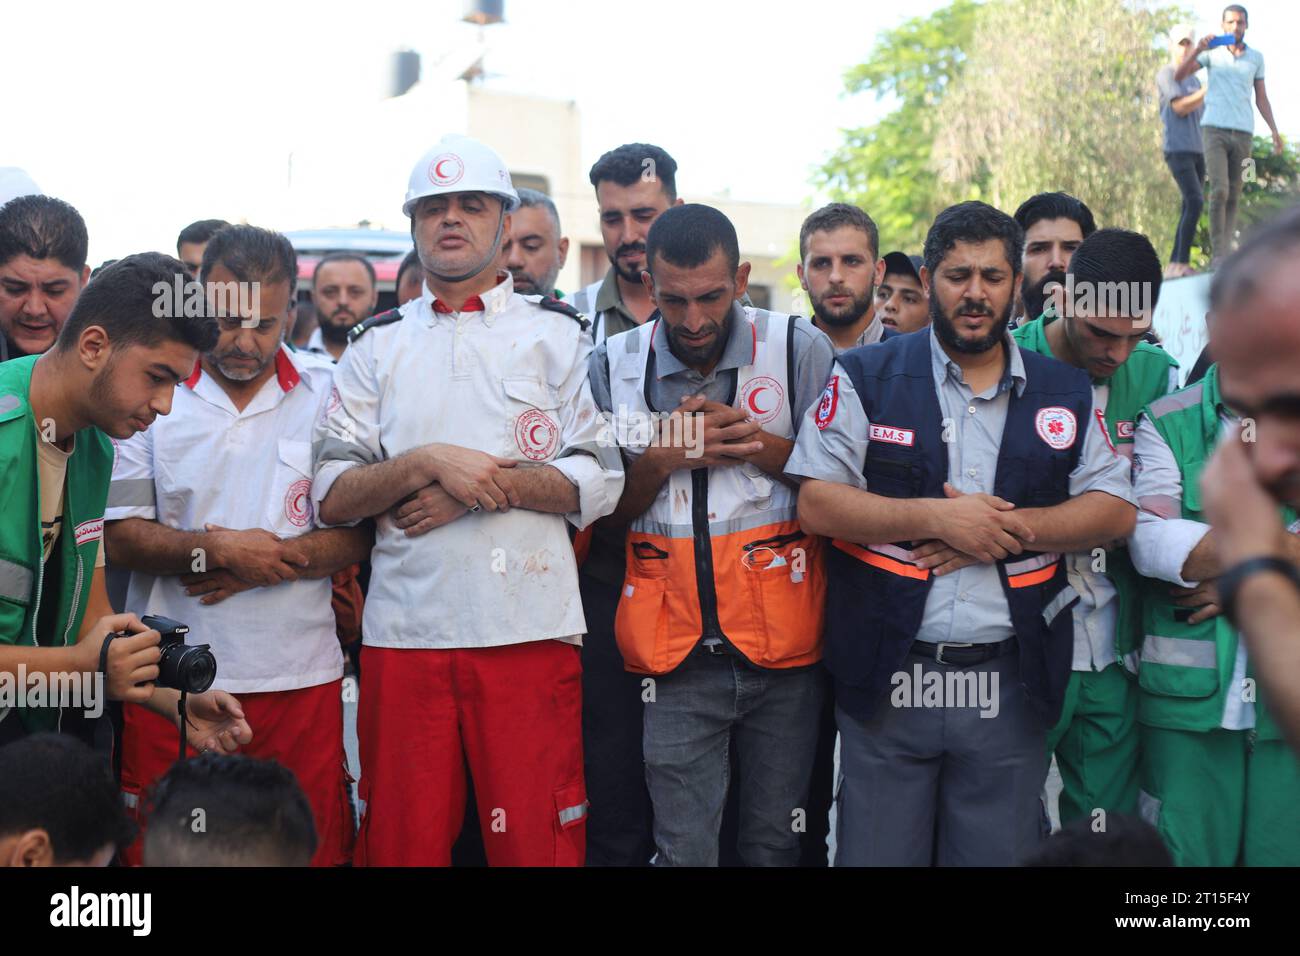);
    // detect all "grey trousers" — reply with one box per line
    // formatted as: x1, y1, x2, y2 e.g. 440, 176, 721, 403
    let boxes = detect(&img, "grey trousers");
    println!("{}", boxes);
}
1203, 125, 1254, 262
834, 647, 1050, 866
